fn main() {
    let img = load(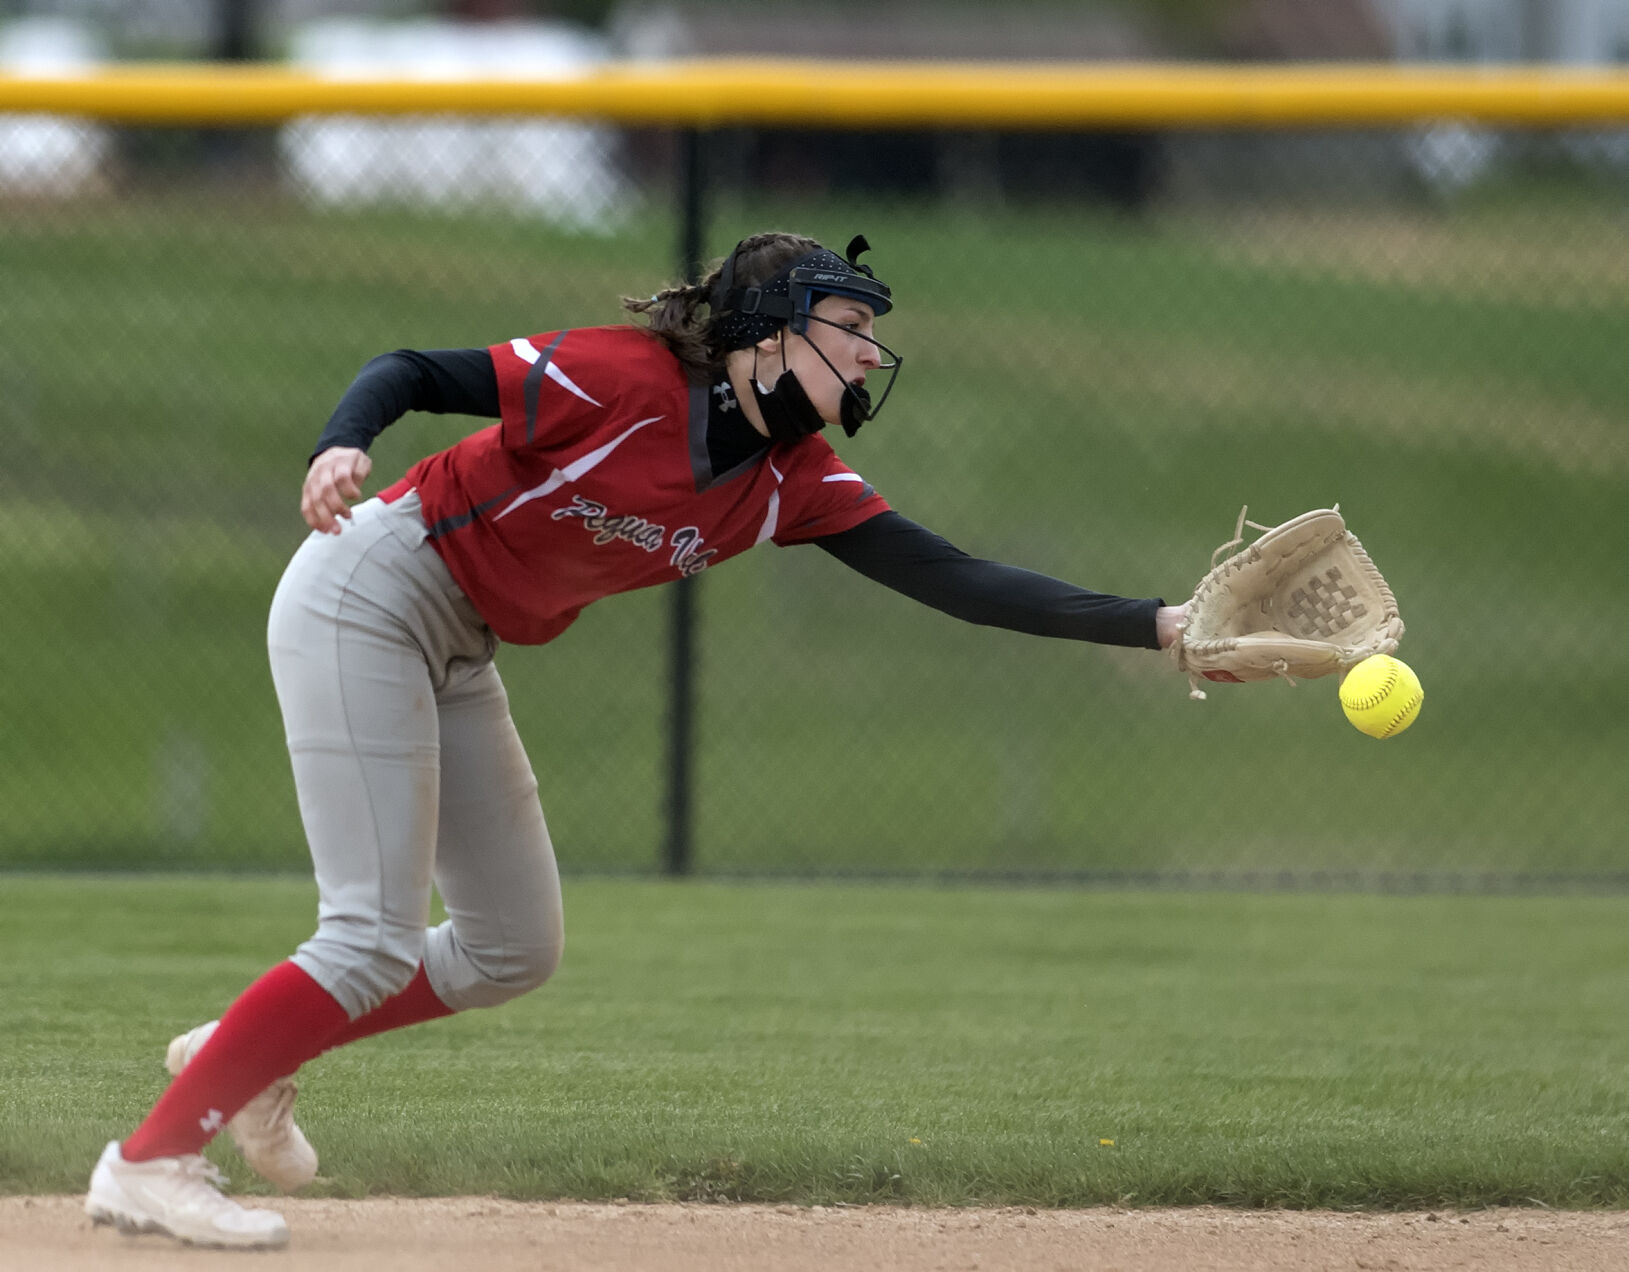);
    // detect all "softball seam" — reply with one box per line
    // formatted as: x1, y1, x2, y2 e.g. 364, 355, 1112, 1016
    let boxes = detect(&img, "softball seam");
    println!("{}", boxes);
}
1377, 686, 1425, 738
1341, 661, 1400, 712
